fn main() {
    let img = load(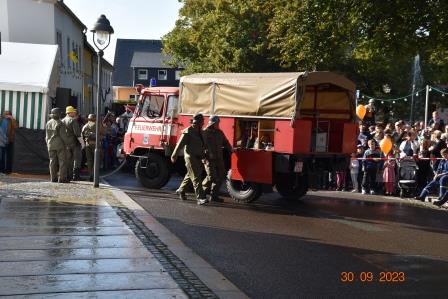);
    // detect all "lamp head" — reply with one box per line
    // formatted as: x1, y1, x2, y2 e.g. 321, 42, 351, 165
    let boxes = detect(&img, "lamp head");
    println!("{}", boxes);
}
91, 14, 114, 50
